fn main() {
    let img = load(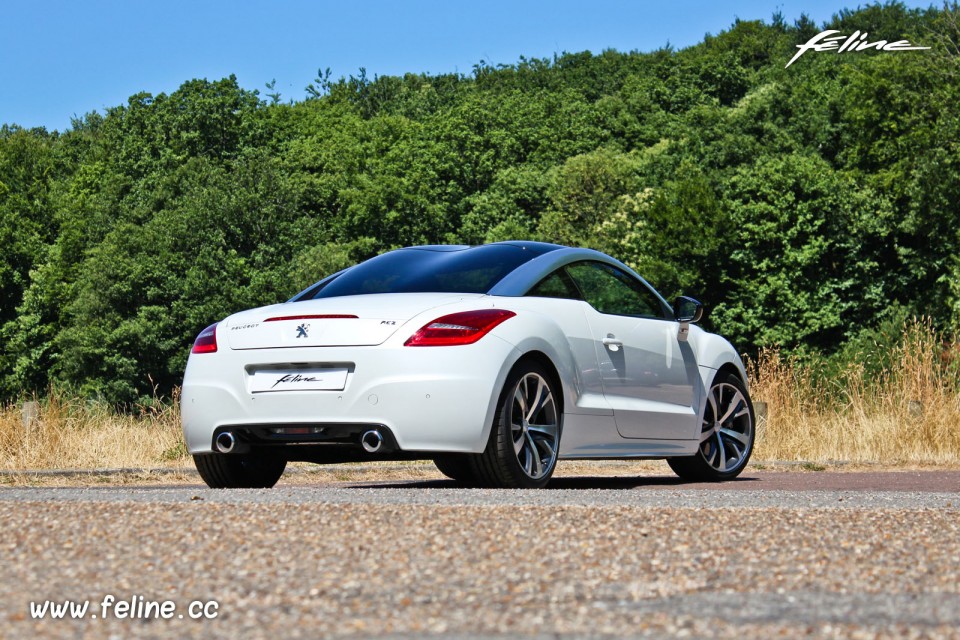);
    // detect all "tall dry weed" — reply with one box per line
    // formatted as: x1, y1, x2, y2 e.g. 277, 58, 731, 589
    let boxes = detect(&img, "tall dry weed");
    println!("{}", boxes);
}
2, 320, 960, 470
749, 319, 960, 463
0, 388, 185, 470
